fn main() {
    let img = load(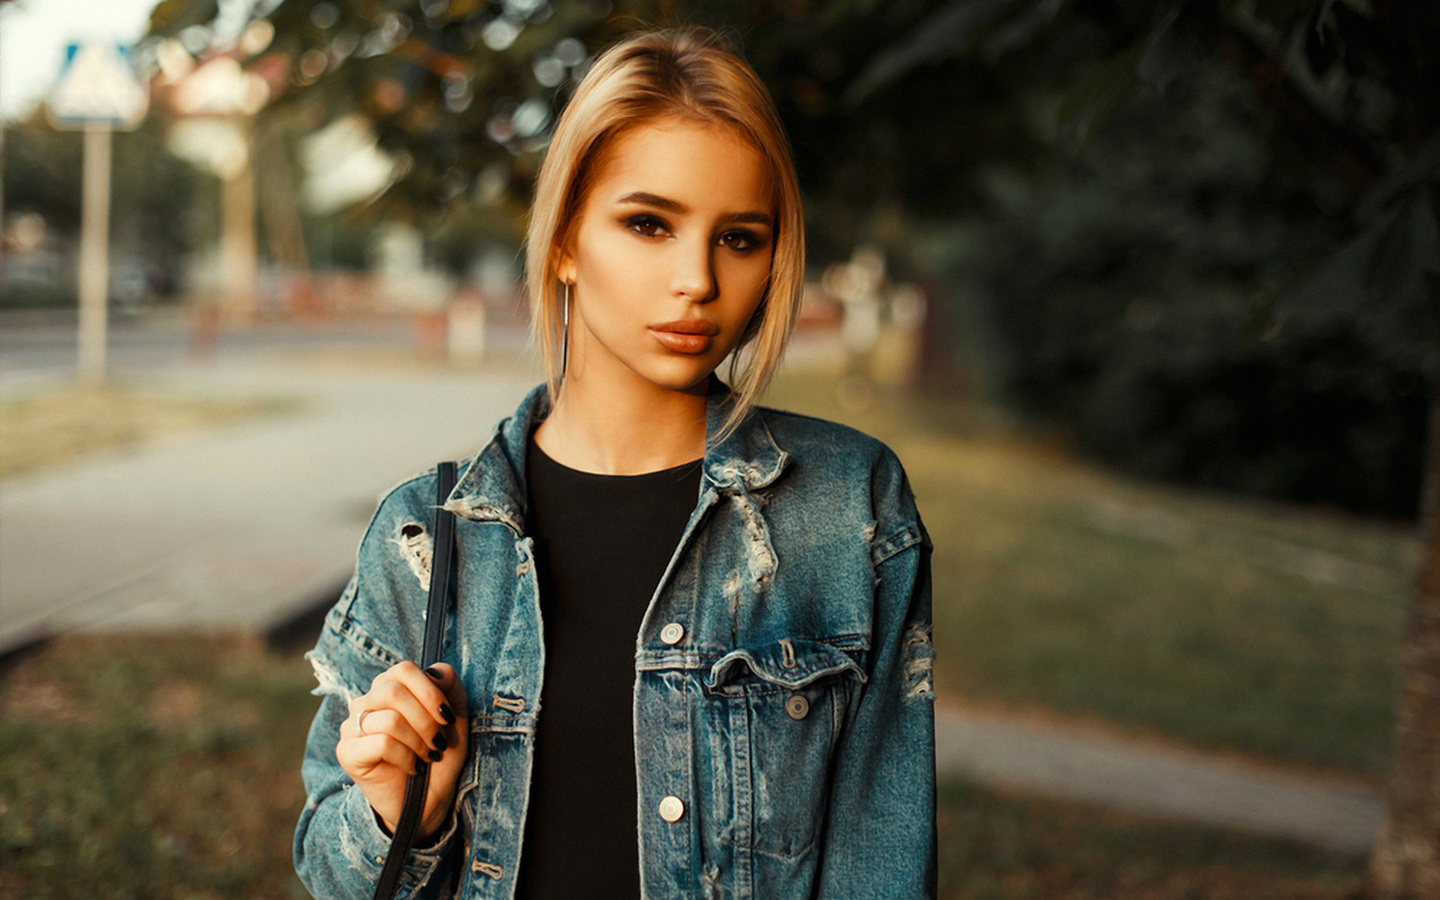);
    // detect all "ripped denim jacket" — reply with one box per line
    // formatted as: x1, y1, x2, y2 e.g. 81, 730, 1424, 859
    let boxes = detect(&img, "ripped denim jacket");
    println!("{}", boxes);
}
294, 385, 936, 899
